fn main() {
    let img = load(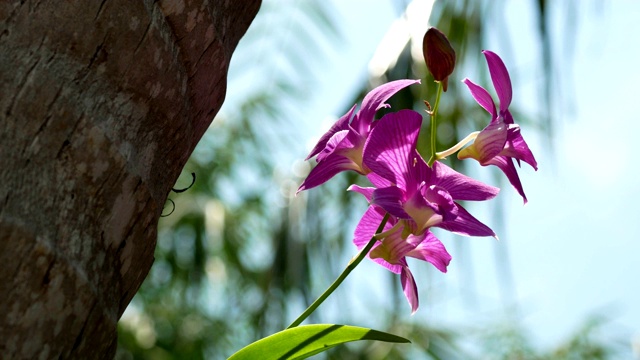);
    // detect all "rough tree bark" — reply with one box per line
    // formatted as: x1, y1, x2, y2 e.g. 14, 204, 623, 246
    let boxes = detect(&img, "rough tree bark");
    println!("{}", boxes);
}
0, 0, 261, 358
